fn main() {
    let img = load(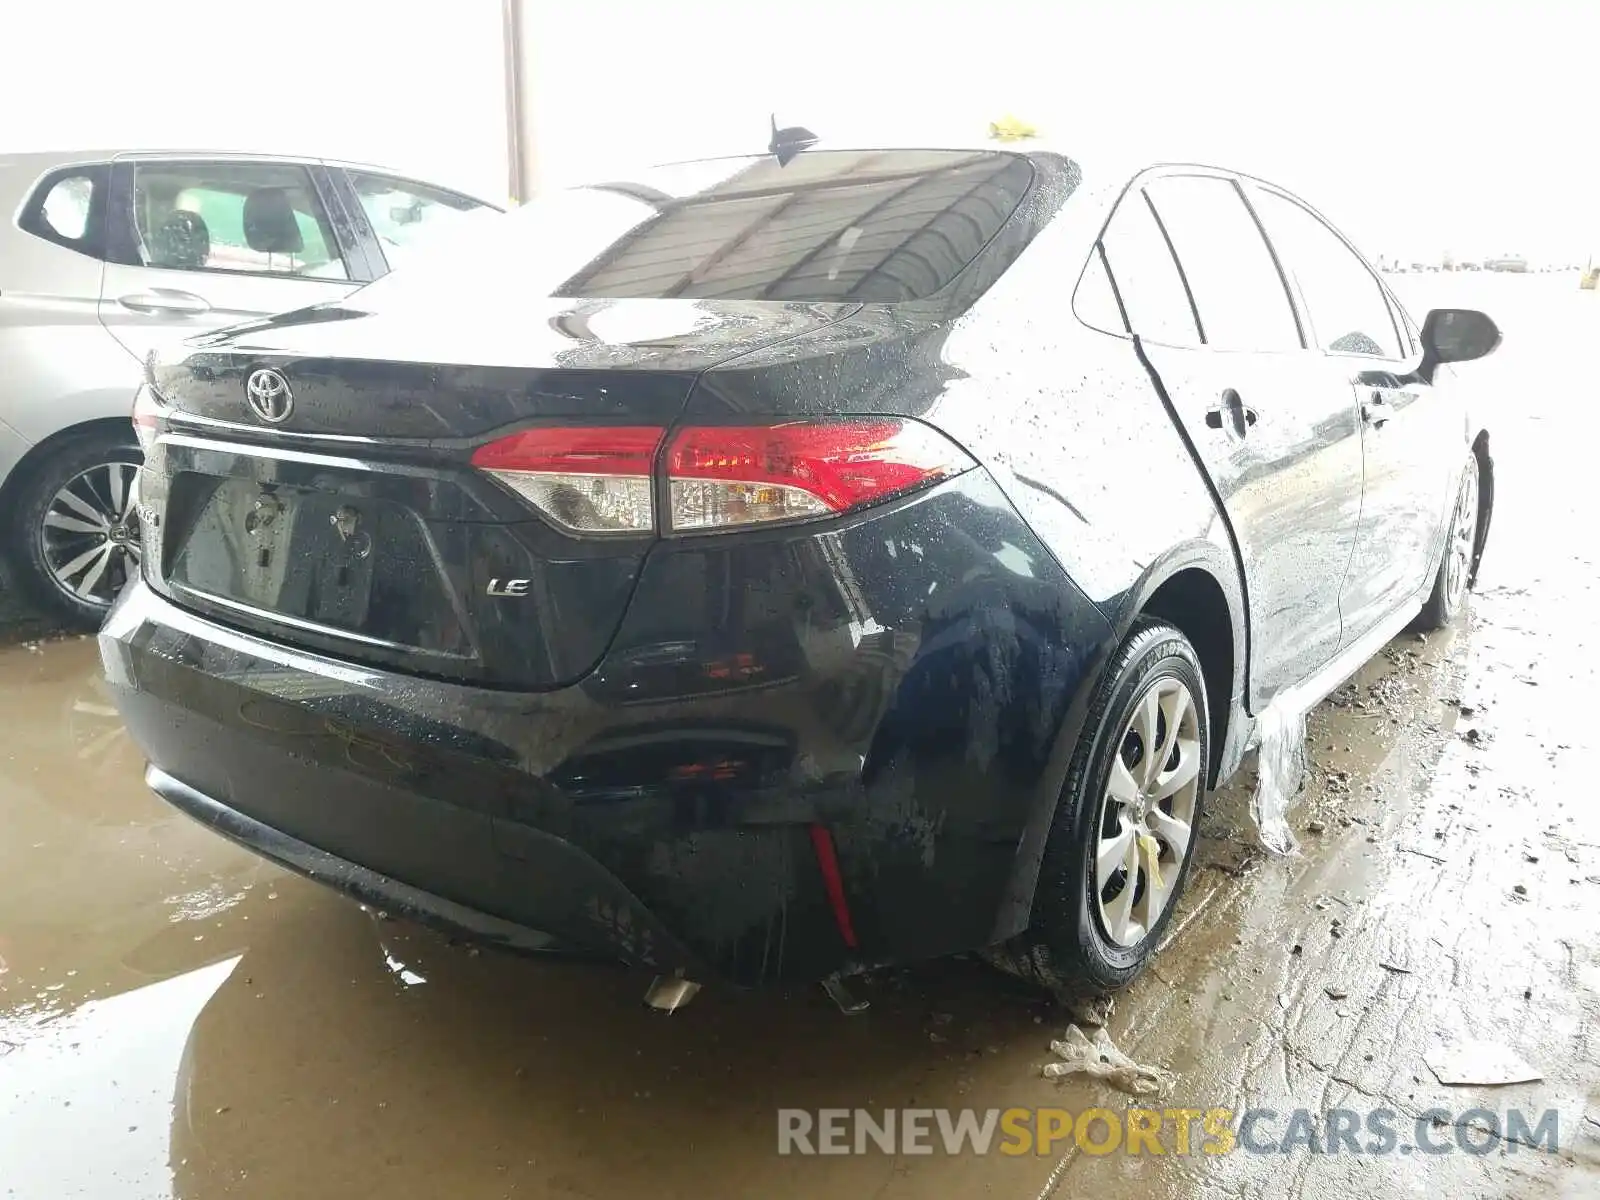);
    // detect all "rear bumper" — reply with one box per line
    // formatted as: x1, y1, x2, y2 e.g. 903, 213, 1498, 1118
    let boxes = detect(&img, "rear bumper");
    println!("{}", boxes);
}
146, 766, 595, 957
108, 599, 712, 979
102, 472, 1115, 984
